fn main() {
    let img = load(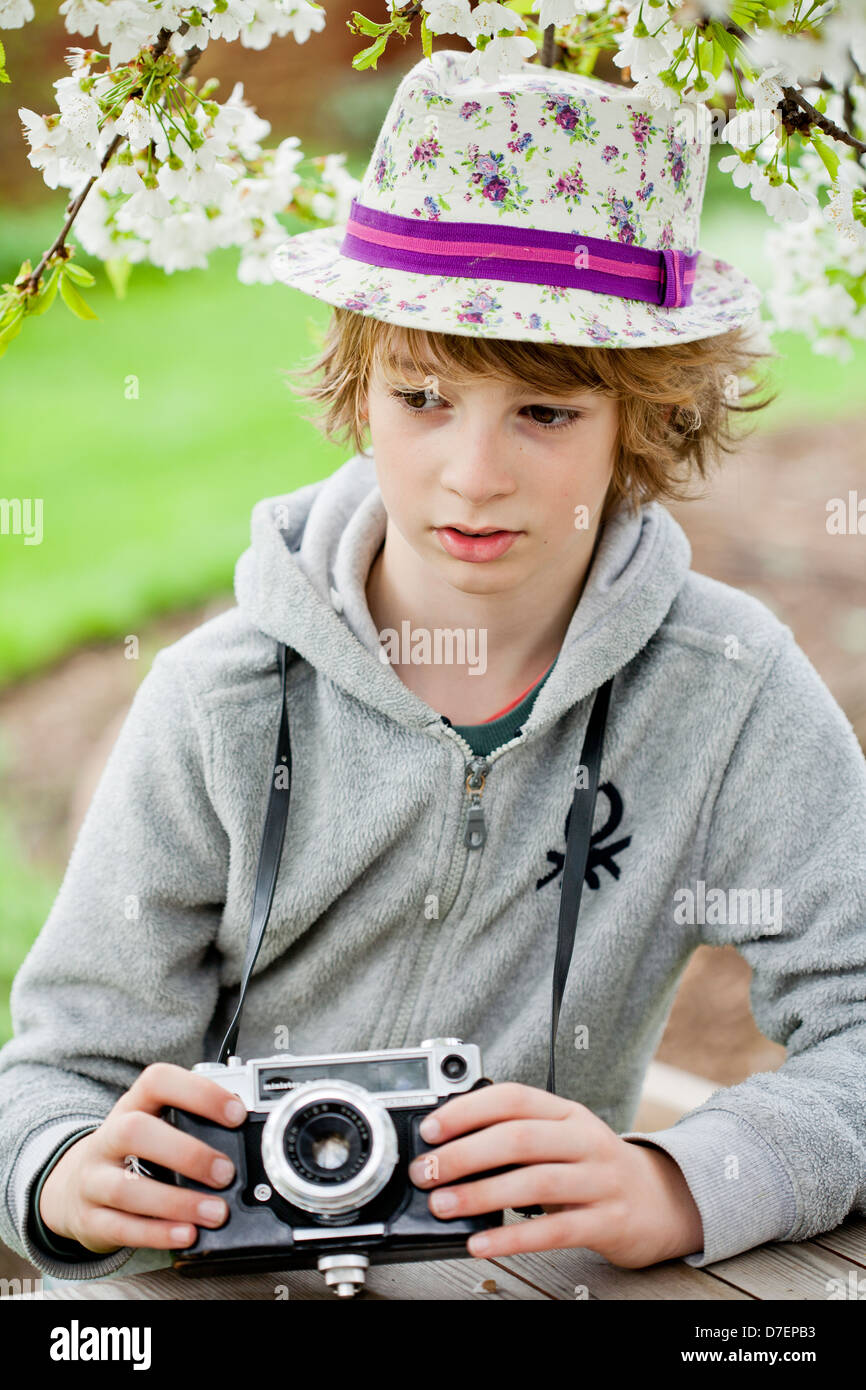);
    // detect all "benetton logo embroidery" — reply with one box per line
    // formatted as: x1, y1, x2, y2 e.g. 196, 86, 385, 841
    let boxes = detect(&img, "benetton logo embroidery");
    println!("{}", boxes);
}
536, 781, 632, 892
